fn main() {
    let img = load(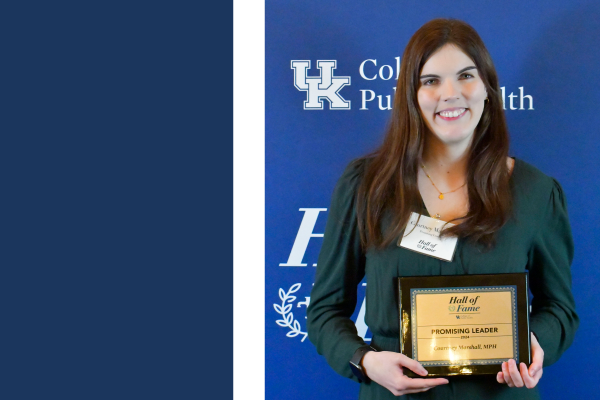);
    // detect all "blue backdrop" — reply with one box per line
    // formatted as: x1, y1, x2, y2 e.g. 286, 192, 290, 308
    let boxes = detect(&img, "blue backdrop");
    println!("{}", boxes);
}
266, 1, 600, 399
